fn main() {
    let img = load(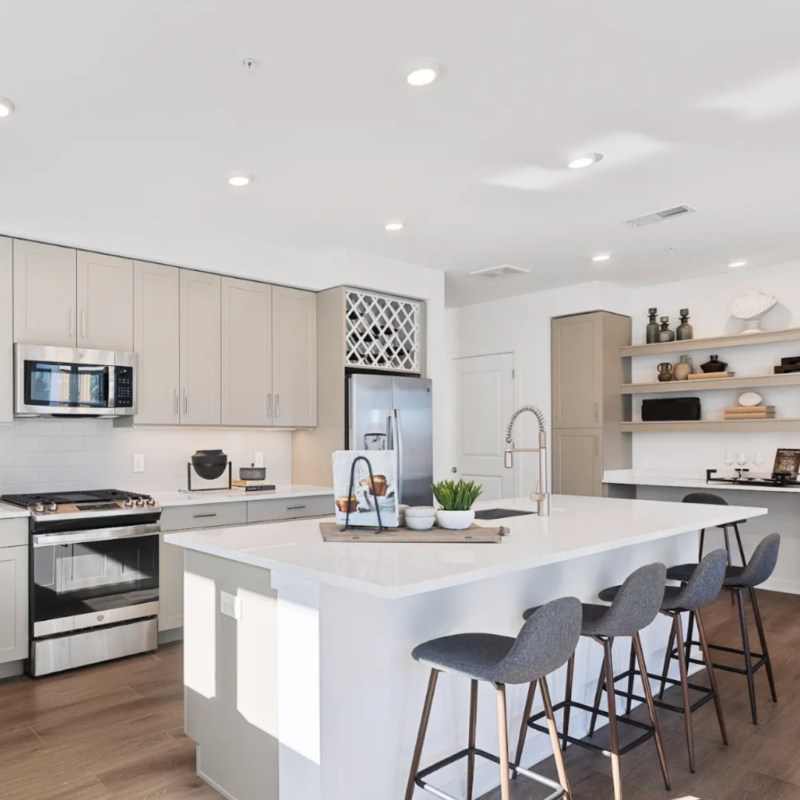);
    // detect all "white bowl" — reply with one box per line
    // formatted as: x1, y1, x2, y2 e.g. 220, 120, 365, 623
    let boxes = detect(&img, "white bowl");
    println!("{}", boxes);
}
435, 509, 476, 530
405, 506, 437, 519
406, 516, 435, 531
